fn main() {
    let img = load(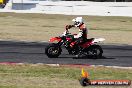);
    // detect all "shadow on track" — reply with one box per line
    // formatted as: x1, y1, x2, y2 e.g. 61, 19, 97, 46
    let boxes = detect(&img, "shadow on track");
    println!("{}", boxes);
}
97, 56, 115, 59
58, 56, 115, 59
